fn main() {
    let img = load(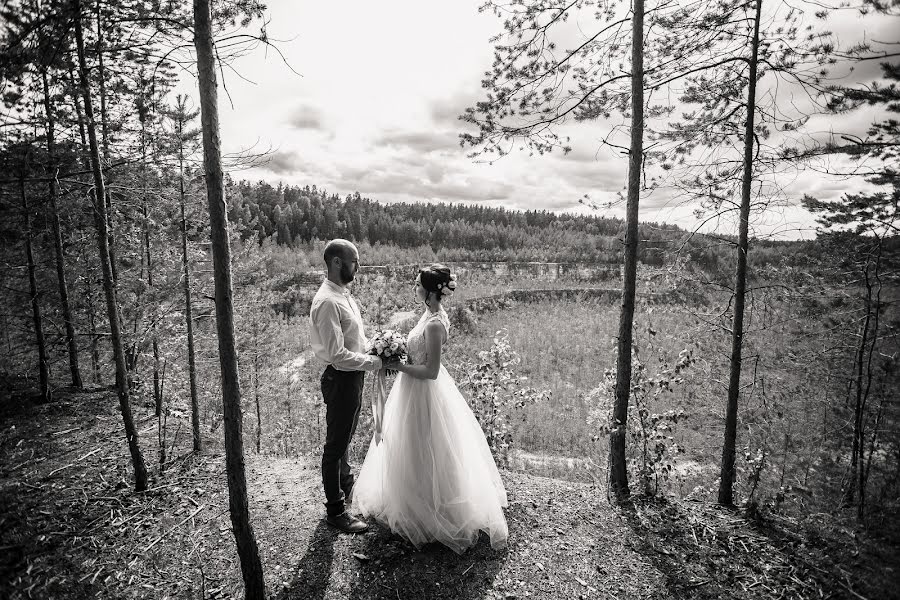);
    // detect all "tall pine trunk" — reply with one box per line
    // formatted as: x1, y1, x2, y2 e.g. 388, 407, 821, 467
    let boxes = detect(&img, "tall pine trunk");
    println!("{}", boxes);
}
69, 62, 101, 385
139, 105, 162, 416
847, 239, 884, 517
178, 134, 201, 452
94, 0, 119, 287
74, 0, 148, 491
84, 245, 101, 385
146, 203, 161, 414
718, 0, 762, 506
21, 178, 51, 403
254, 323, 262, 454
42, 71, 82, 389
193, 0, 265, 595
844, 271, 871, 506
609, 0, 644, 503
